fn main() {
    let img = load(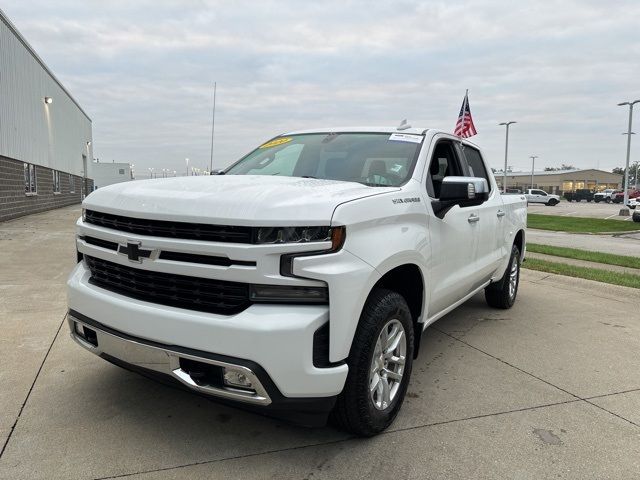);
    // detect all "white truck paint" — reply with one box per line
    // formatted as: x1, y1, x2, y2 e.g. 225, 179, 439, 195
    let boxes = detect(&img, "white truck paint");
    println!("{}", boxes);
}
67, 127, 527, 435
525, 188, 560, 206
594, 189, 617, 203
